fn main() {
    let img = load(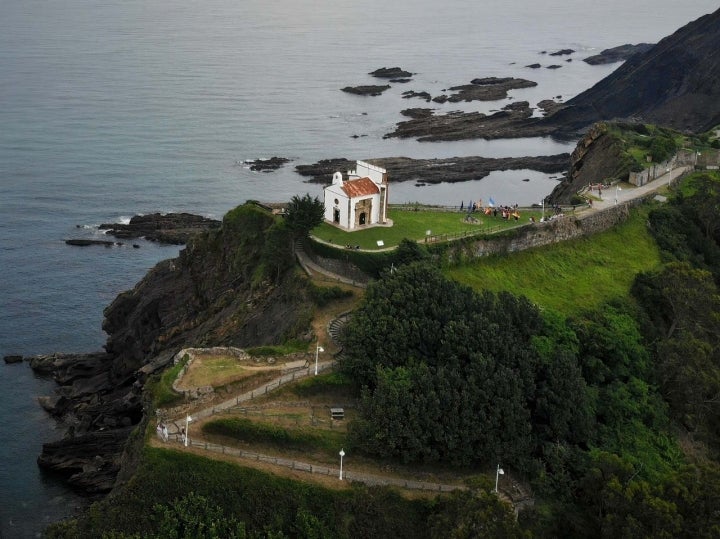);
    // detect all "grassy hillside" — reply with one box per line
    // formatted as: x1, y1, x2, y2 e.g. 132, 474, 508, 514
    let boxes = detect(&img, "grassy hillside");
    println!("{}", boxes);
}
446, 205, 662, 314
